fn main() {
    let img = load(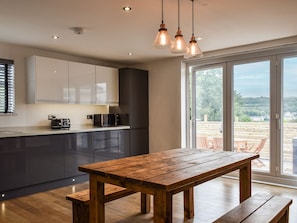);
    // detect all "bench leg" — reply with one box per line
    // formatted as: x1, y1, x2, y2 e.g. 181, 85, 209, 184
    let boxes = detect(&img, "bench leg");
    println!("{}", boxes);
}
72, 203, 89, 223
141, 193, 151, 214
184, 187, 194, 219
